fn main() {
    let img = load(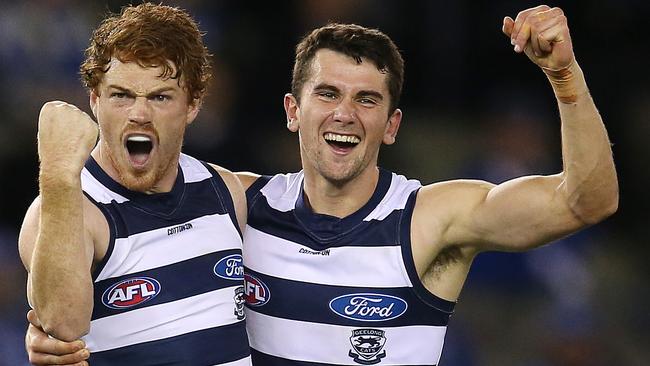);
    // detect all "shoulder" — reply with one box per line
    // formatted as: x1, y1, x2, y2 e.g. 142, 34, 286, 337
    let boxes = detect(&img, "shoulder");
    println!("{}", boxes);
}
208, 163, 248, 231
411, 179, 495, 244
233, 171, 262, 191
